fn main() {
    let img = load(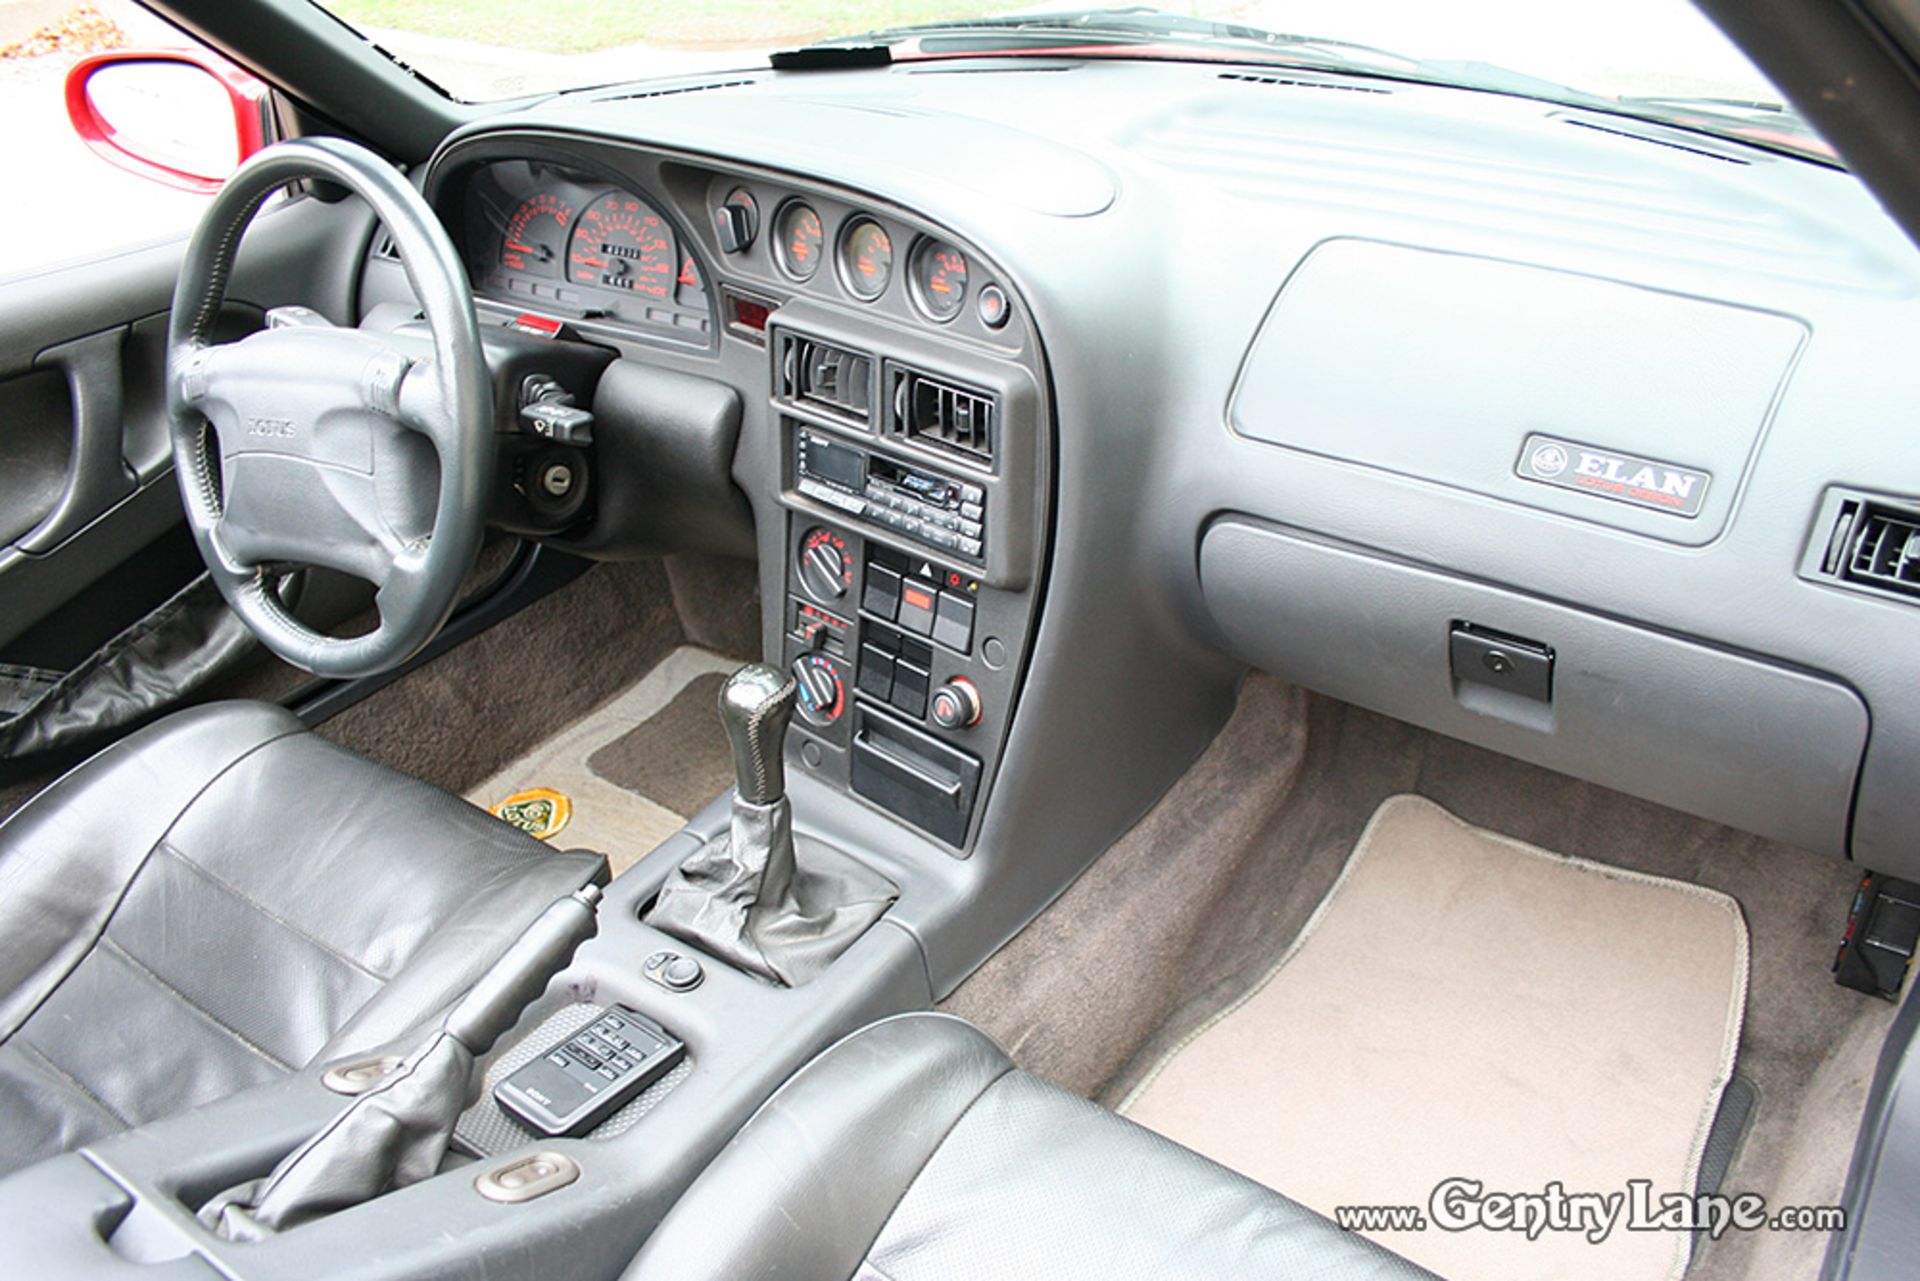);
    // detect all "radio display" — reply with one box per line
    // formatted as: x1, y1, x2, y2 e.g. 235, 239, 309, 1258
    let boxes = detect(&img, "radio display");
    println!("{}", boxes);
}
804, 435, 866, 491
